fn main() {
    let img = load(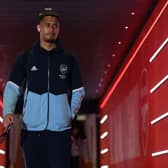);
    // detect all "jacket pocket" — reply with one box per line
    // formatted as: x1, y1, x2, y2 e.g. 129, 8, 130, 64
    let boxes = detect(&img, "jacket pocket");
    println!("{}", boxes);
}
23, 91, 47, 129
